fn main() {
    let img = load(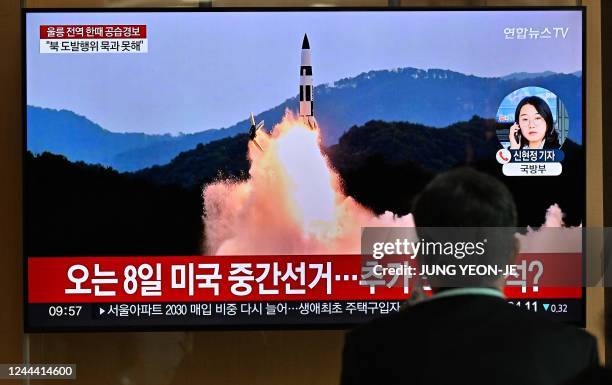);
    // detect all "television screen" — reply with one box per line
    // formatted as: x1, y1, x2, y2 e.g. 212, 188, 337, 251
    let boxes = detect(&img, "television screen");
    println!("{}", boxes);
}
24, 8, 585, 331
